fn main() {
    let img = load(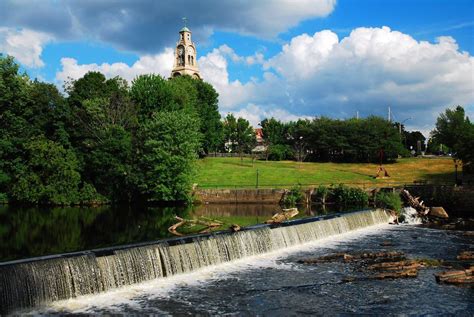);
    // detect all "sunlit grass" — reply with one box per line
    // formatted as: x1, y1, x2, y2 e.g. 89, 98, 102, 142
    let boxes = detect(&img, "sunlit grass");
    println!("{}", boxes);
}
195, 157, 456, 188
